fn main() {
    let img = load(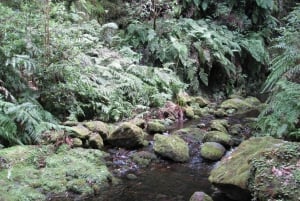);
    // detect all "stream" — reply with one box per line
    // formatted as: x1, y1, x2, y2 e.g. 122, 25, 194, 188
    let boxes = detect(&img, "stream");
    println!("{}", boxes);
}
88, 116, 244, 201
